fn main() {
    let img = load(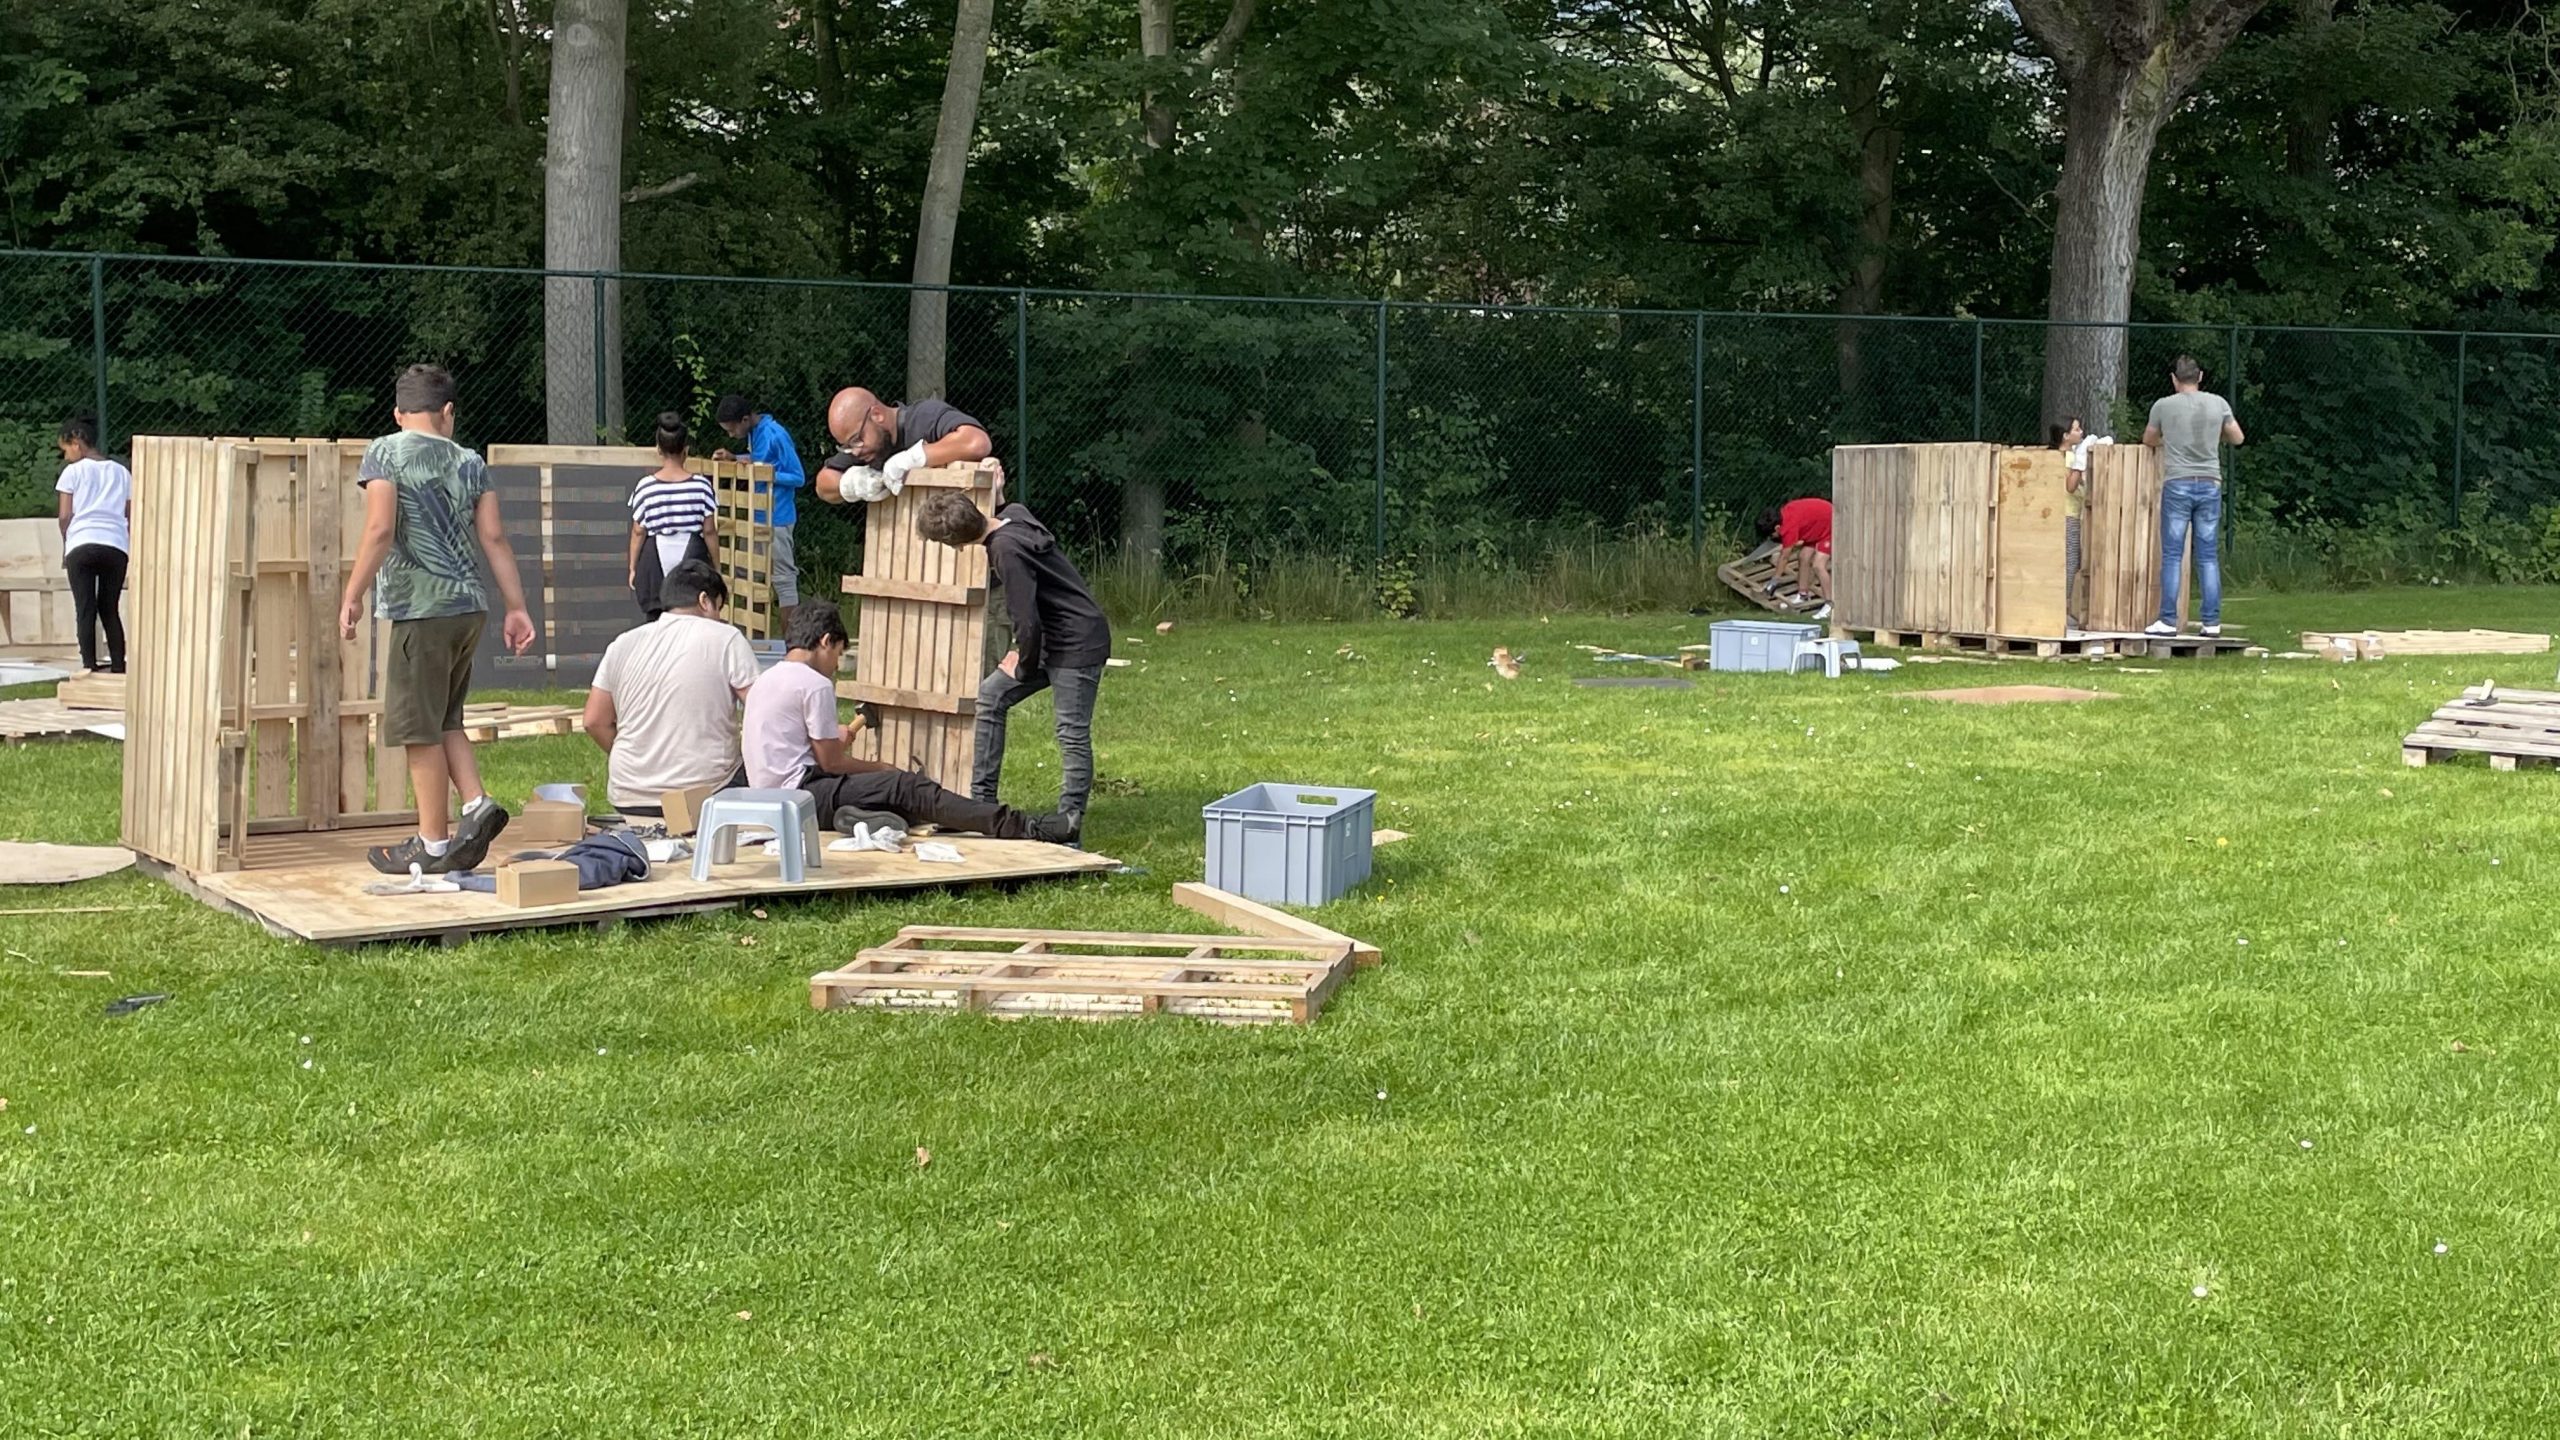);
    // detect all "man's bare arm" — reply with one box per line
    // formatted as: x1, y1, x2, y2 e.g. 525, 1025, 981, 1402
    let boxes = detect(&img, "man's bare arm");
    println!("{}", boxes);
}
2143, 424, 2163, 448
810, 734, 898, 775
338, 480, 400, 638
2222, 417, 2246, 446
584, 687, 619, 752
